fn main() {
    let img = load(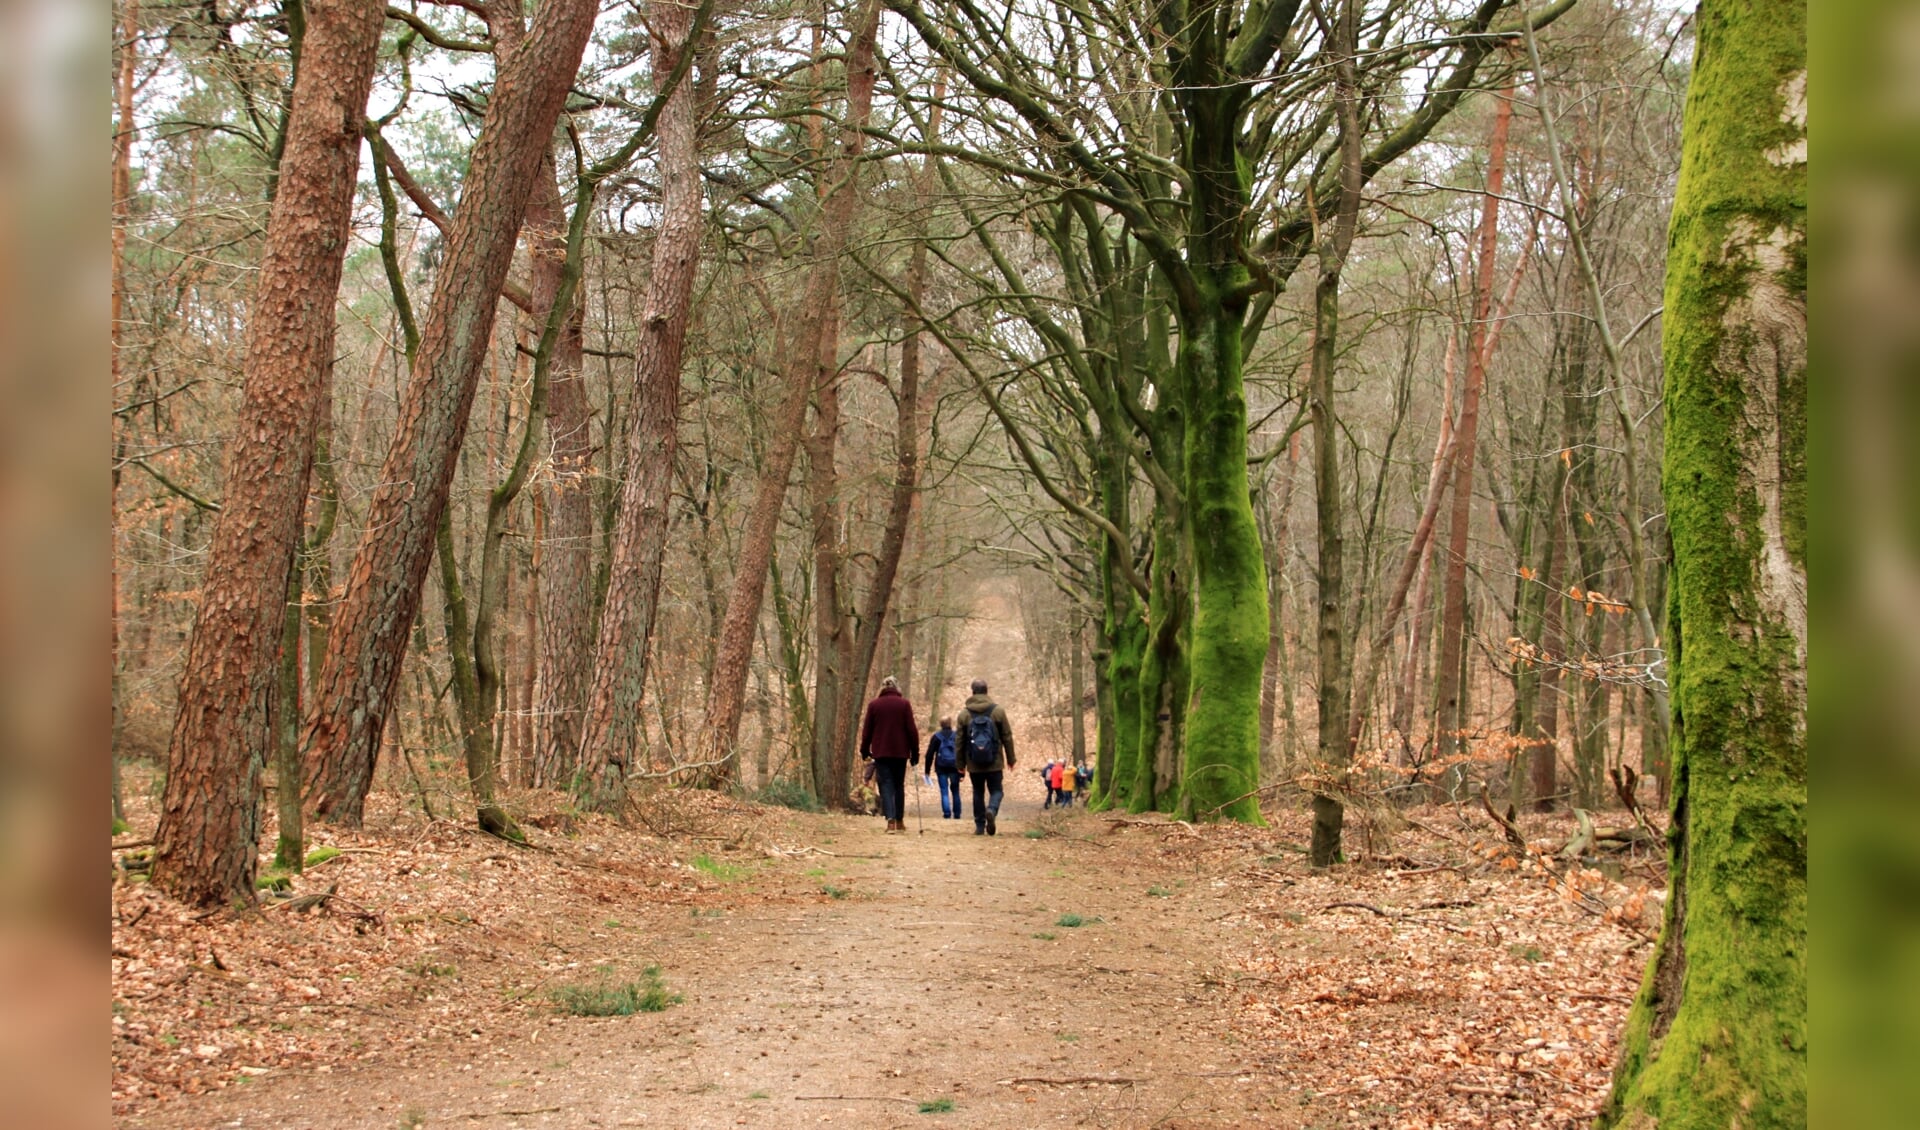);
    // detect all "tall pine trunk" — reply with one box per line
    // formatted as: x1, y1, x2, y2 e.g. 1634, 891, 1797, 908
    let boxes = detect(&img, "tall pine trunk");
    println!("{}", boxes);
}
531, 157, 594, 788
576, 0, 707, 810
152, 0, 382, 905
304, 0, 598, 826
800, 1, 881, 810
1599, 0, 1804, 1120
